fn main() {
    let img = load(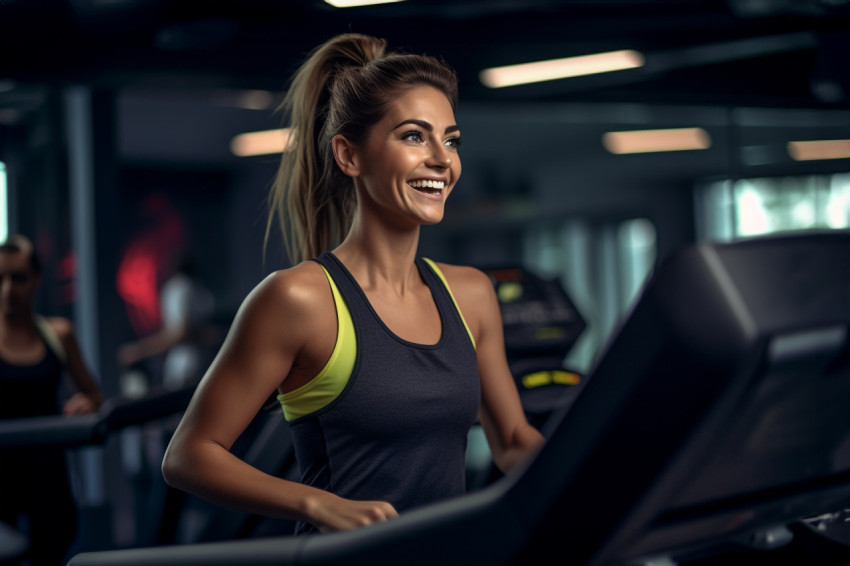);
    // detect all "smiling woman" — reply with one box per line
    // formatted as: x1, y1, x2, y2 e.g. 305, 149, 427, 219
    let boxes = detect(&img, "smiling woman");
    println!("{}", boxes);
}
331, 85, 461, 229
265, 33, 461, 264
161, 33, 544, 537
